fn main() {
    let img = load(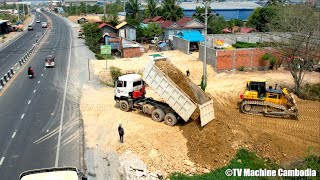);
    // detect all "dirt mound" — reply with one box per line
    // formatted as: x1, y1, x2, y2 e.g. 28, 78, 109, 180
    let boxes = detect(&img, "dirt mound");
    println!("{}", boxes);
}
155, 59, 211, 120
